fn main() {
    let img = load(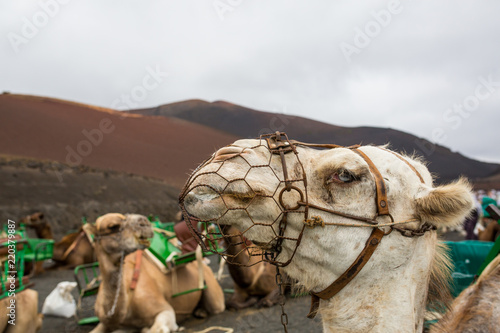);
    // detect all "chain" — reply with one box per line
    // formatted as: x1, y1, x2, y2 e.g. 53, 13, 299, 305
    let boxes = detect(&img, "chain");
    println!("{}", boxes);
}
392, 223, 436, 237
276, 266, 289, 333
275, 213, 287, 254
